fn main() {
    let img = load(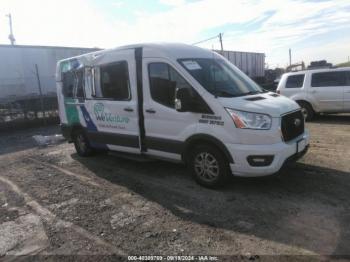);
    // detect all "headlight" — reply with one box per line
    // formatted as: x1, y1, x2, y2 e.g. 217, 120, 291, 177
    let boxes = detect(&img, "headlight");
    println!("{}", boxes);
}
225, 108, 272, 130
